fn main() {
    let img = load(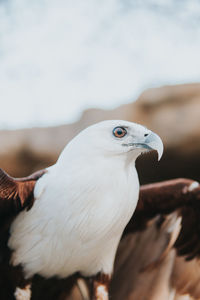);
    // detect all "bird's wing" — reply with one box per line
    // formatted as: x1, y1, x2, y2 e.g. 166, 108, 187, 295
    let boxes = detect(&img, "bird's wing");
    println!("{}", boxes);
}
0, 168, 47, 299
124, 178, 200, 260
0, 168, 46, 217
114, 179, 200, 300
